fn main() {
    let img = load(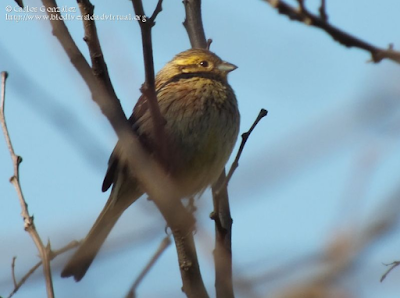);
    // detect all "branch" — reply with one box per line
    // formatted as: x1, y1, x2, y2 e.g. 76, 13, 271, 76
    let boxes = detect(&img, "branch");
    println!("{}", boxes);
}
182, 0, 208, 49
318, 0, 328, 21
381, 261, 400, 282
126, 237, 171, 298
77, 0, 116, 97
218, 109, 268, 194
149, 0, 163, 23
211, 109, 267, 298
8, 241, 80, 298
11, 257, 17, 288
78, 0, 168, 167
264, 0, 400, 64
131, 0, 169, 169
182, 2, 250, 297
1, 71, 55, 298
14, 0, 24, 8
211, 169, 234, 298
41, 1, 207, 296
130, 1, 208, 296
40, 0, 178, 218
206, 39, 213, 50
